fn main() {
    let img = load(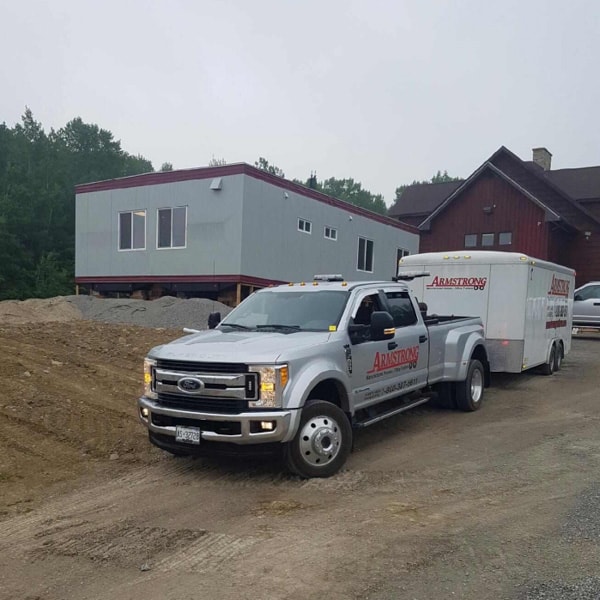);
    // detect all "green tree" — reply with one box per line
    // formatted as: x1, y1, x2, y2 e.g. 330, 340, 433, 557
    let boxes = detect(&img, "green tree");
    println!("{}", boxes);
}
294, 174, 387, 215
160, 162, 173, 171
254, 157, 285, 178
322, 178, 387, 215
394, 170, 461, 202
208, 156, 227, 167
0, 109, 153, 300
